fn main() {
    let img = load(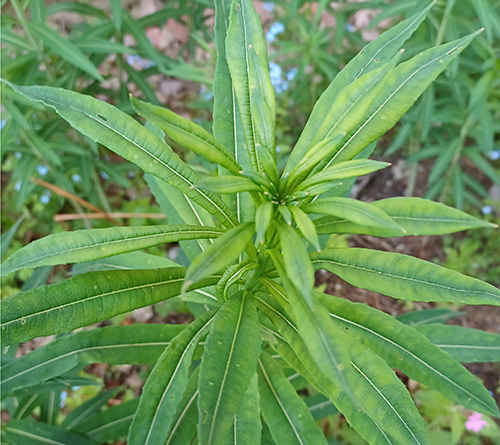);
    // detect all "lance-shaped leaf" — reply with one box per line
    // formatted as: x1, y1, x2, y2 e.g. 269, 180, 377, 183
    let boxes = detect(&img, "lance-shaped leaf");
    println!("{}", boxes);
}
318, 293, 500, 417
1, 225, 224, 276
285, 3, 433, 172
258, 351, 327, 445
2, 419, 95, 445
72, 399, 139, 443
396, 309, 463, 326
314, 197, 497, 237
256, 202, 274, 244
226, 0, 275, 172
320, 29, 483, 169
128, 310, 216, 445
197, 175, 263, 194
1, 267, 218, 345
266, 251, 391, 443
29, 21, 104, 82
275, 222, 314, 306
215, 260, 257, 301
1, 324, 185, 395
297, 159, 390, 192
303, 198, 405, 234
222, 373, 262, 445
415, 324, 500, 363
131, 96, 241, 175
166, 368, 200, 445
183, 222, 255, 292
347, 341, 428, 444
289, 206, 320, 251
311, 248, 500, 306
3, 82, 237, 229
198, 292, 261, 444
